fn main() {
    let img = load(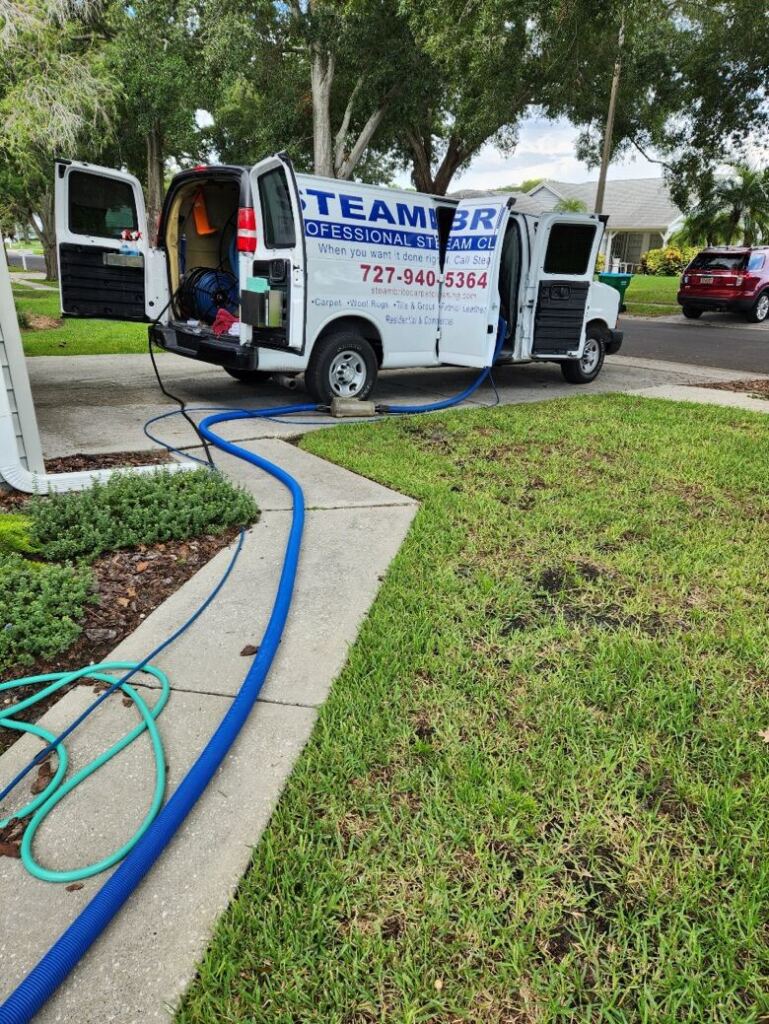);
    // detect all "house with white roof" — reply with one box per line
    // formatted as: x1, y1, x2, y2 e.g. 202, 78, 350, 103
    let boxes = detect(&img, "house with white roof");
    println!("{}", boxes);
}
525, 178, 684, 270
